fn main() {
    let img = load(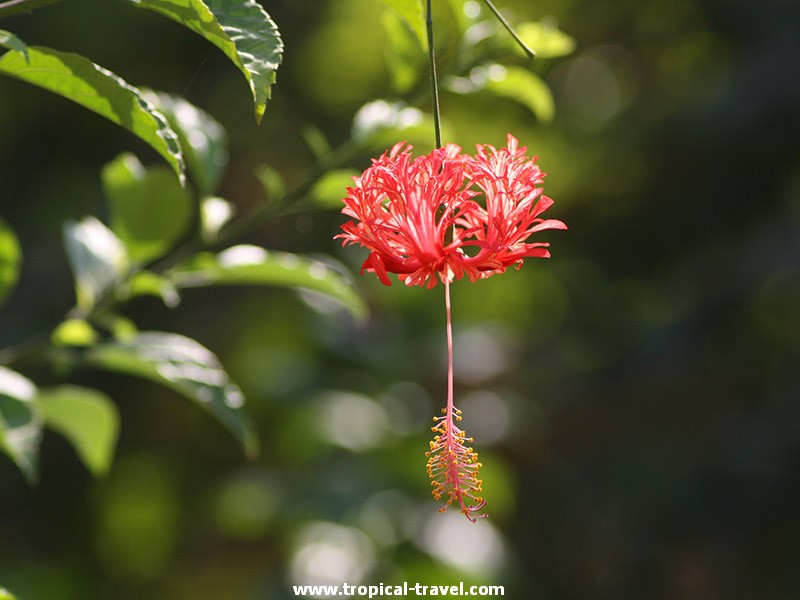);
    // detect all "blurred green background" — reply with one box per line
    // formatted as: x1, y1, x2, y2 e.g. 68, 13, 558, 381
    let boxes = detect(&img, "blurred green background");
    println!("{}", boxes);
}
2, 0, 800, 598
